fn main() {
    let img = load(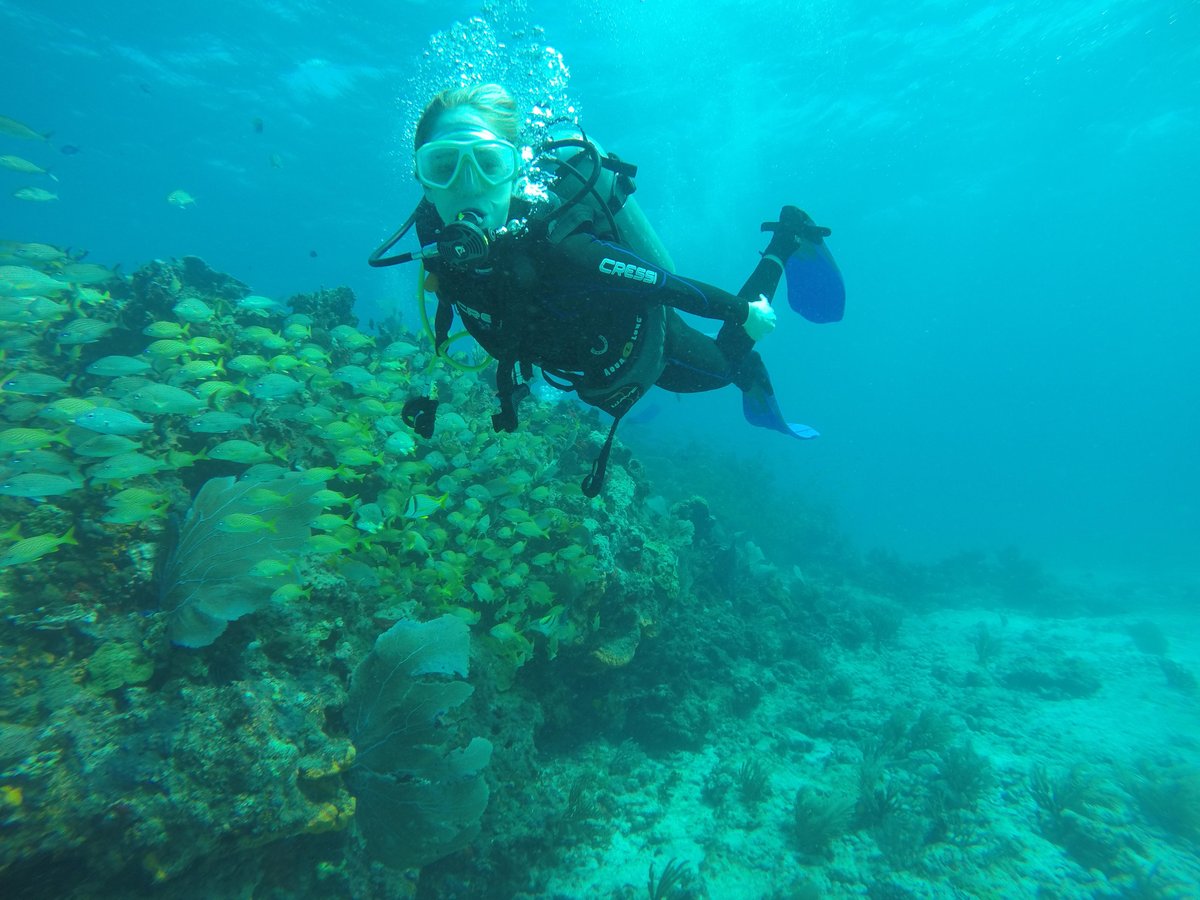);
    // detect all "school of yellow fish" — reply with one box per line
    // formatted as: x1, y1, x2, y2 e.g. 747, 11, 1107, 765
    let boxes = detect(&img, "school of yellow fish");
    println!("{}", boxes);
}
0, 224, 598, 661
